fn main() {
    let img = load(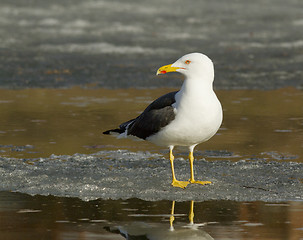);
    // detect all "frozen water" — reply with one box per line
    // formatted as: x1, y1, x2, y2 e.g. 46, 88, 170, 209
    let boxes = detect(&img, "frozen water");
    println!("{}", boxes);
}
39, 42, 175, 55
0, 0, 303, 89
0, 150, 302, 202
